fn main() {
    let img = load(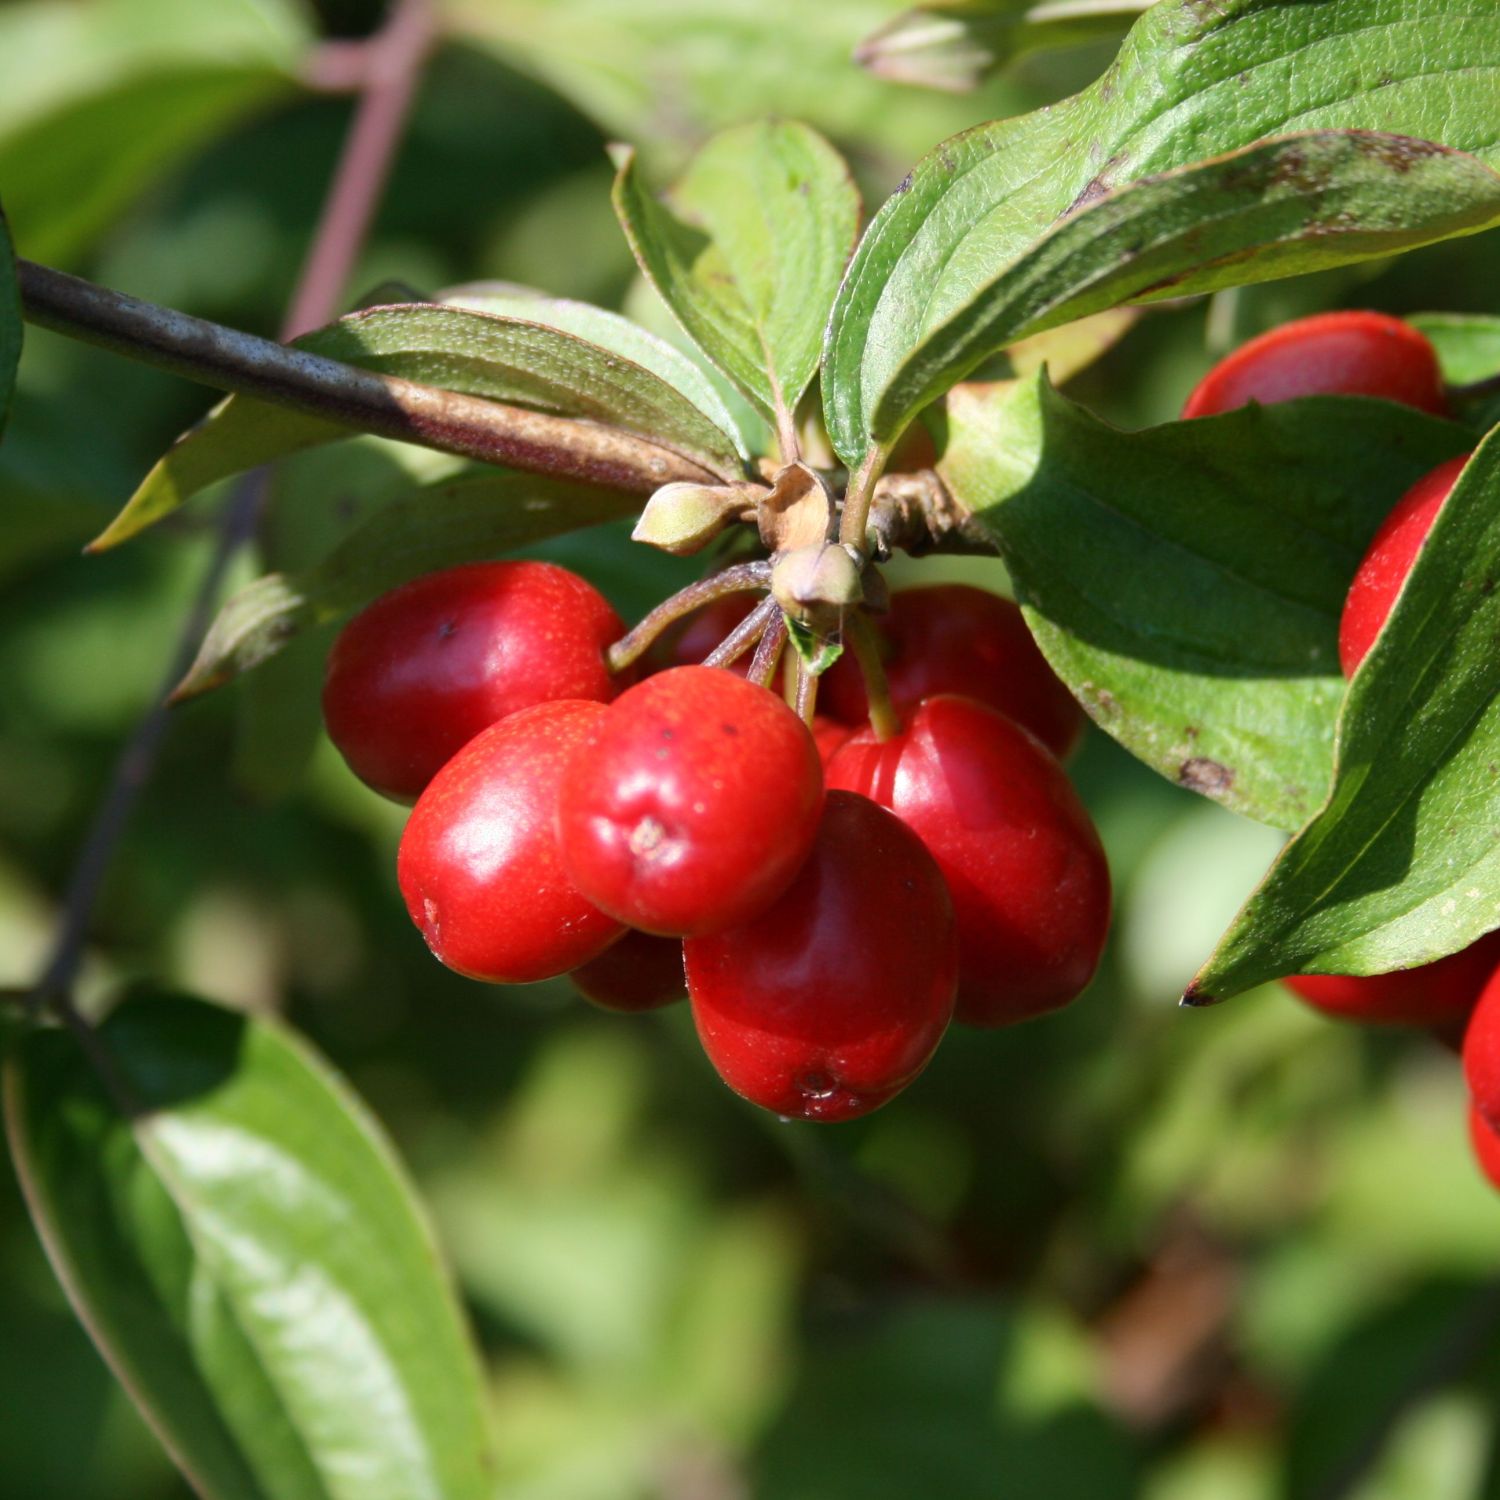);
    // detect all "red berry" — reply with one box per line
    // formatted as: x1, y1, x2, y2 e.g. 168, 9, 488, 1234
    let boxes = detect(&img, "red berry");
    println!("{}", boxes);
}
821, 586, 1084, 760
1464, 960, 1500, 1132
397, 699, 622, 983
324, 560, 624, 802
570, 930, 686, 1012
811, 715, 852, 765
1181, 311, 1448, 419
1284, 931, 1500, 1028
1468, 1107, 1500, 1192
826, 695, 1110, 1026
557, 666, 824, 937
684, 790, 957, 1121
1338, 455, 1469, 676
